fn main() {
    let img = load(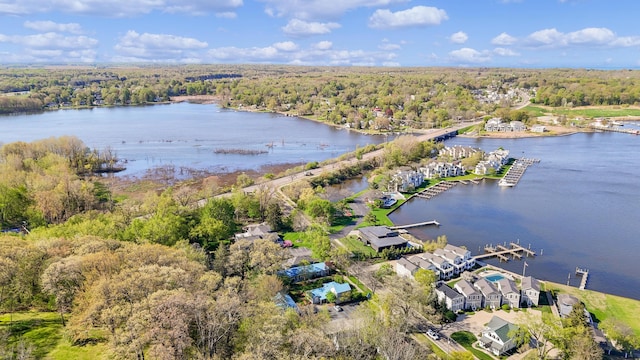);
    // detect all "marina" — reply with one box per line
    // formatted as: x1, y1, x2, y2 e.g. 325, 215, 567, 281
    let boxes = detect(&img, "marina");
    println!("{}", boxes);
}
498, 158, 540, 187
415, 181, 458, 199
474, 242, 537, 262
